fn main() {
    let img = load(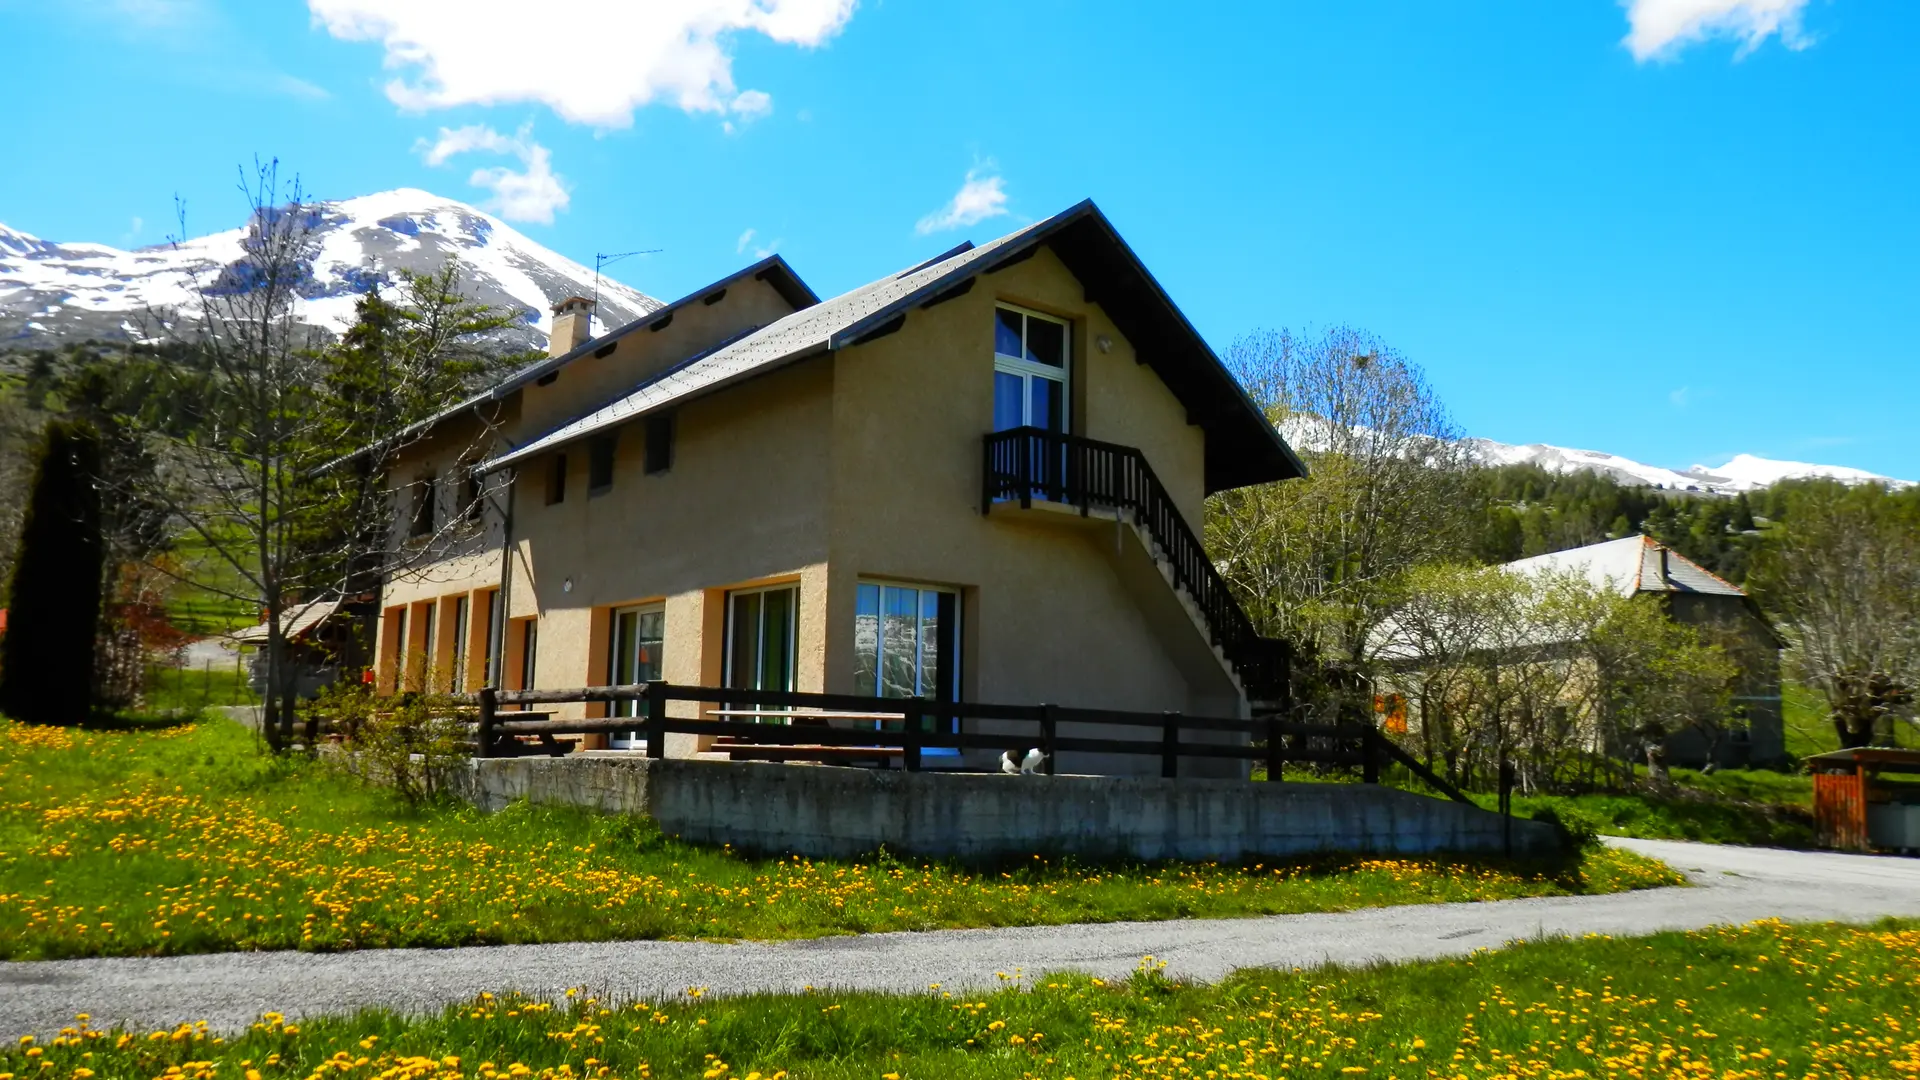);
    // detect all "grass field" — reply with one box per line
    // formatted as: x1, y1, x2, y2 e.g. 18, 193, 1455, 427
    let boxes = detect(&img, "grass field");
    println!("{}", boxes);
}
8, 918, 1915, 1079
0, 717, 1680, 962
